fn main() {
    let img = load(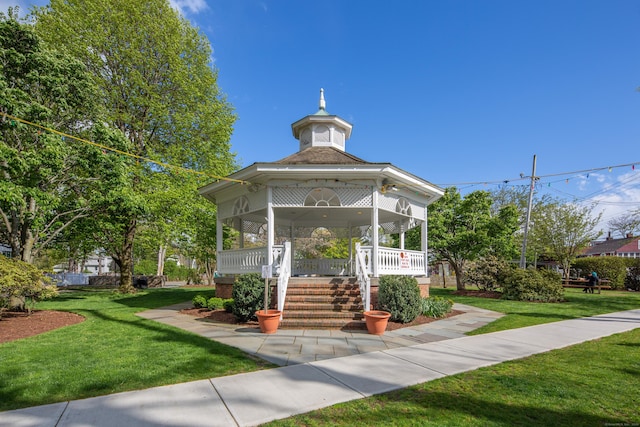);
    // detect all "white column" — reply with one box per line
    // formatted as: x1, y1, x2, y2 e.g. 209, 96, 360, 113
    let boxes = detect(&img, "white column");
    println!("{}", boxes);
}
290, 221, 295, 275
421, 206, 428, 276
399, 222, 405, 250
348, 225, 353, 275
267, 186, 274, 267
372, 190, 379, 277
216, 214, 223, 259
